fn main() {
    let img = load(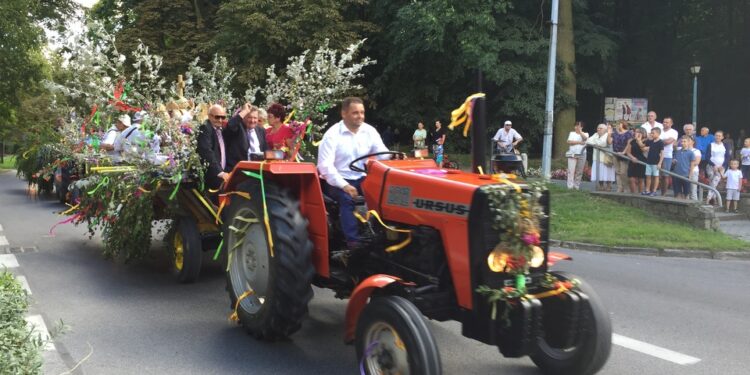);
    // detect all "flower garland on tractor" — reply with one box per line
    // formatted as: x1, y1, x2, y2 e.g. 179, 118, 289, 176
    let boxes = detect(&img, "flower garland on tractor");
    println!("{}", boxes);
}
475, 173, 578, 326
